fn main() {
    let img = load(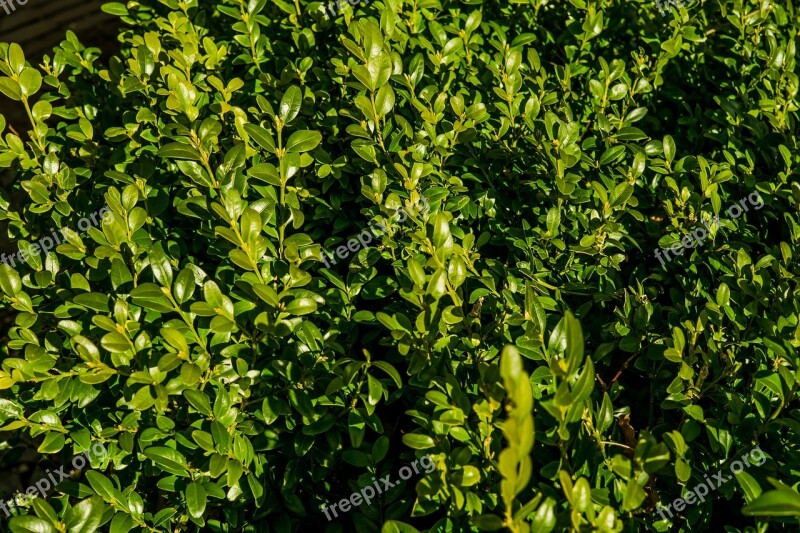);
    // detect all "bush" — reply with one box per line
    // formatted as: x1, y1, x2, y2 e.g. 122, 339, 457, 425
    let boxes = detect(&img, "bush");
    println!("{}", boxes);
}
0, 0, 799, 531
